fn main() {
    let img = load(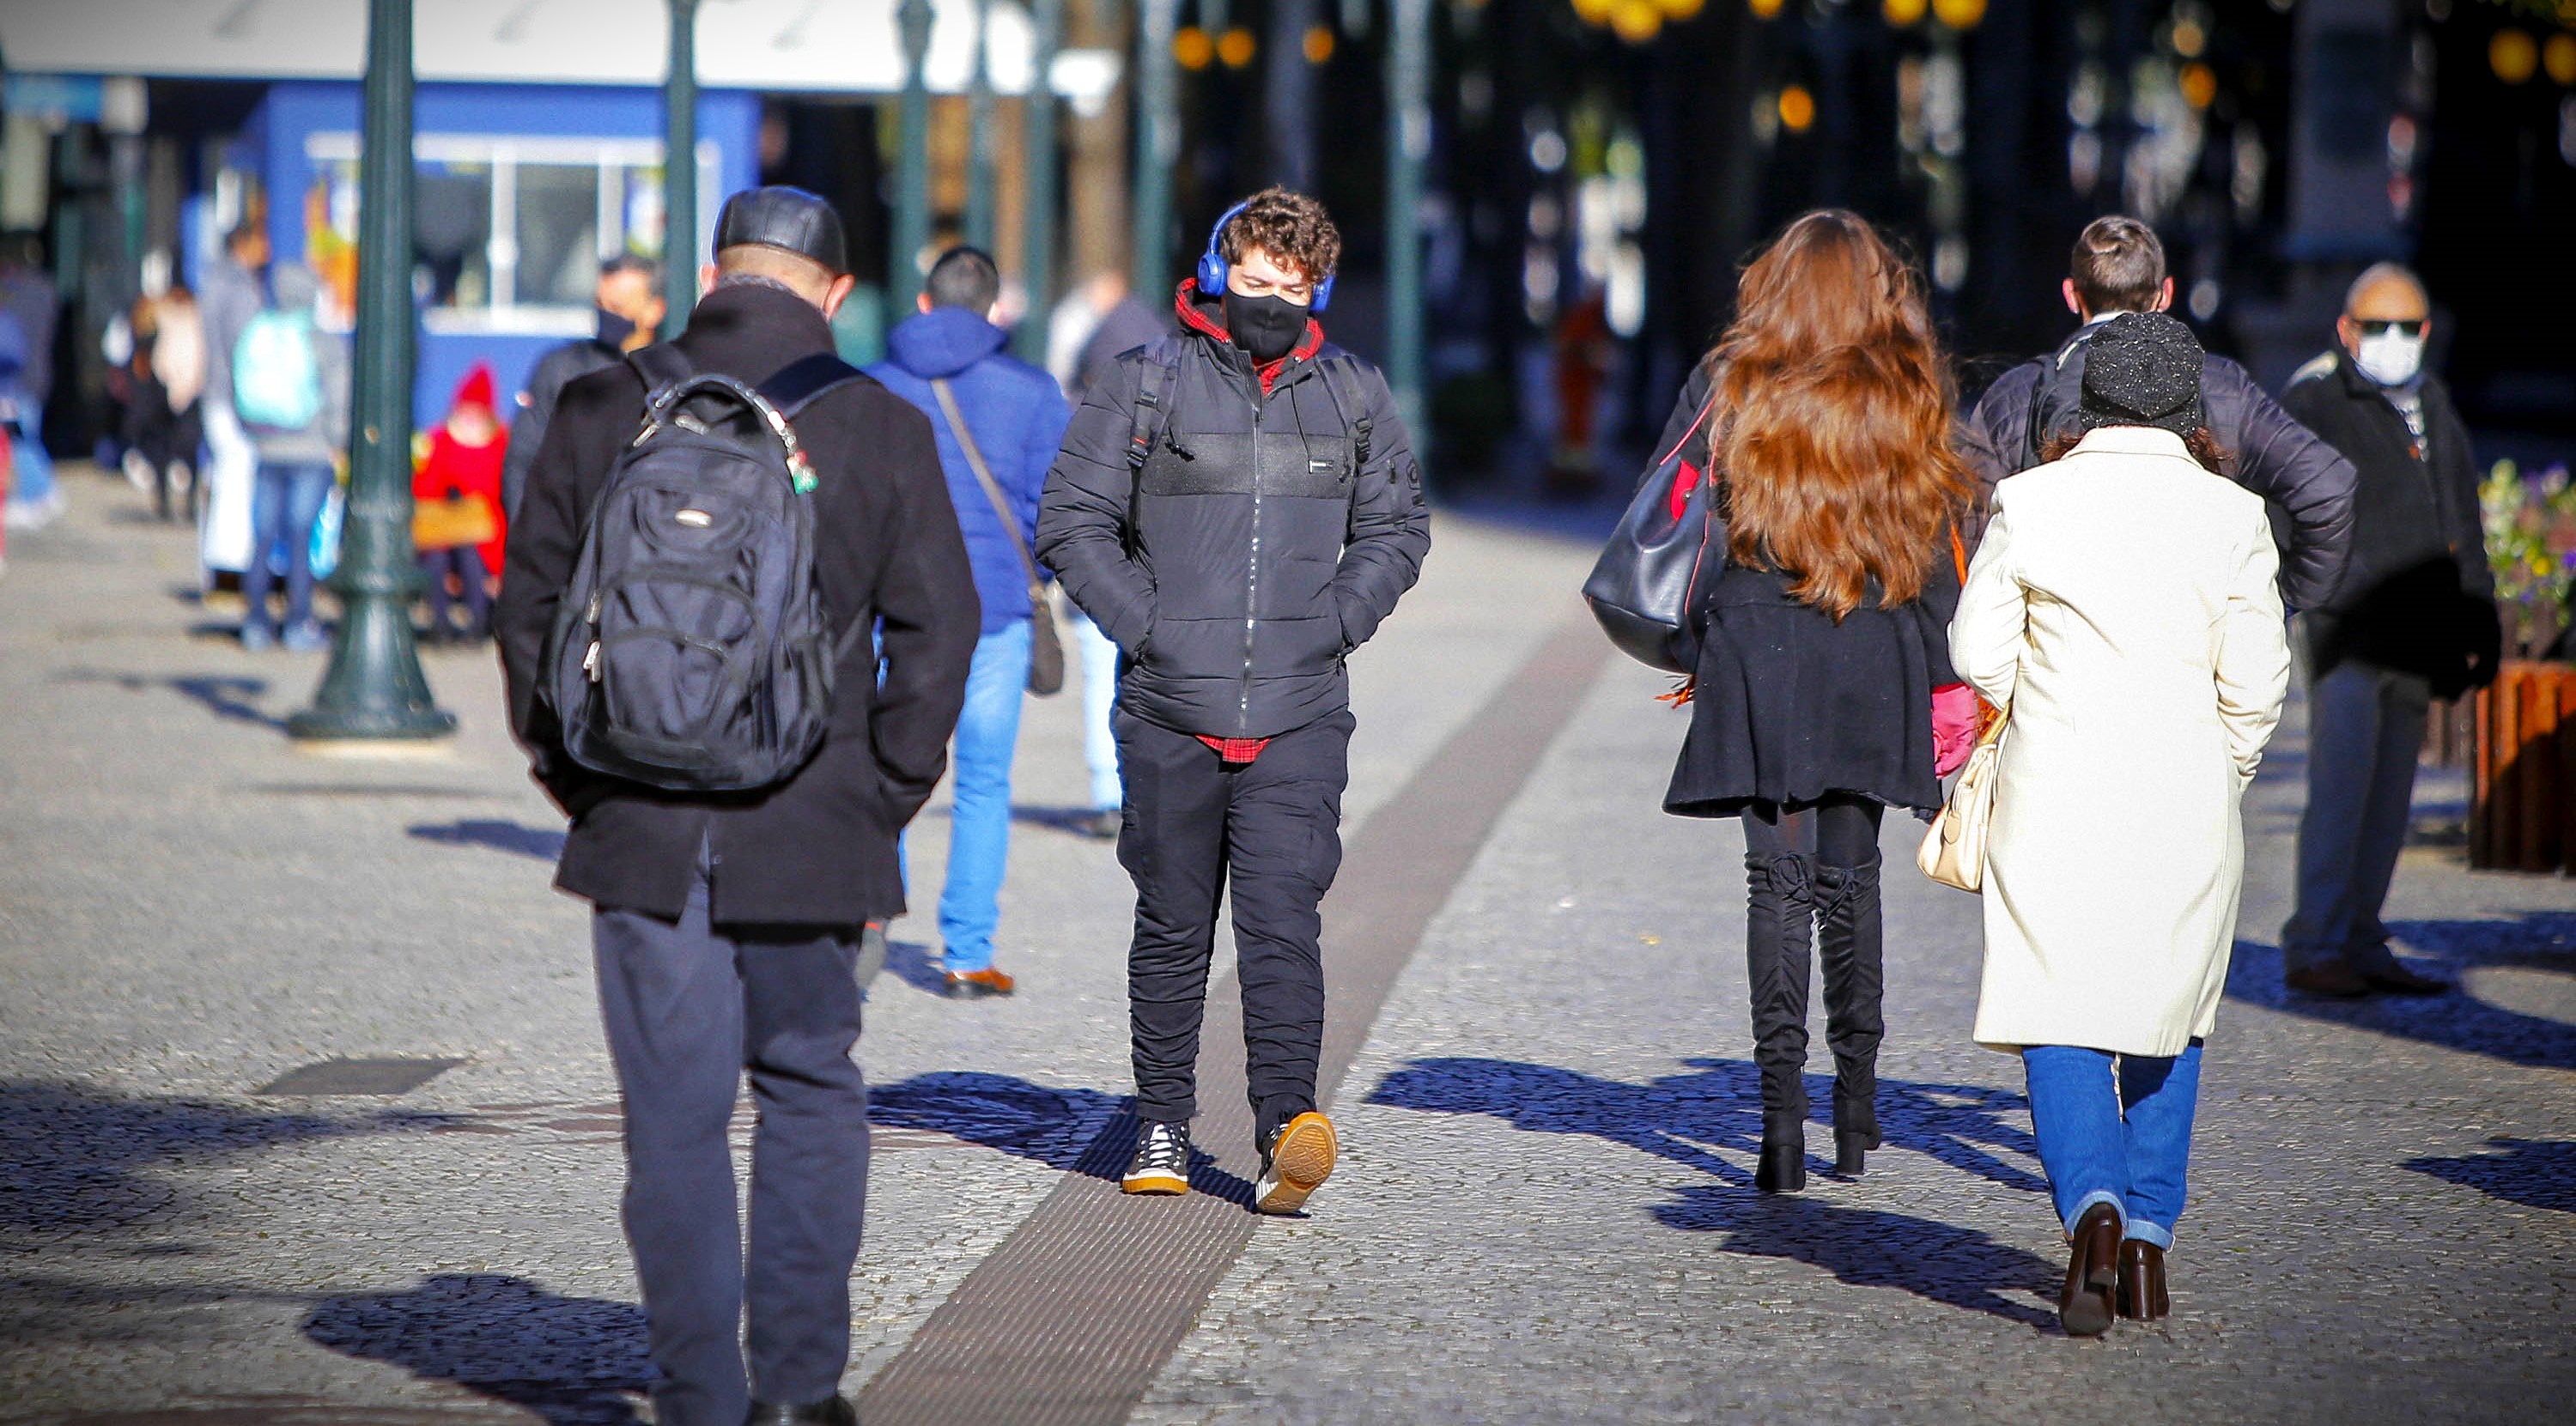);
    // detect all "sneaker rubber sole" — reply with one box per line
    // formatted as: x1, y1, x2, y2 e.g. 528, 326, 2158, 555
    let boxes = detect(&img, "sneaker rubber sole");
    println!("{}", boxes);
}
1121, 1167, 1188, 1196
1253, 1112, 1338, 1215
